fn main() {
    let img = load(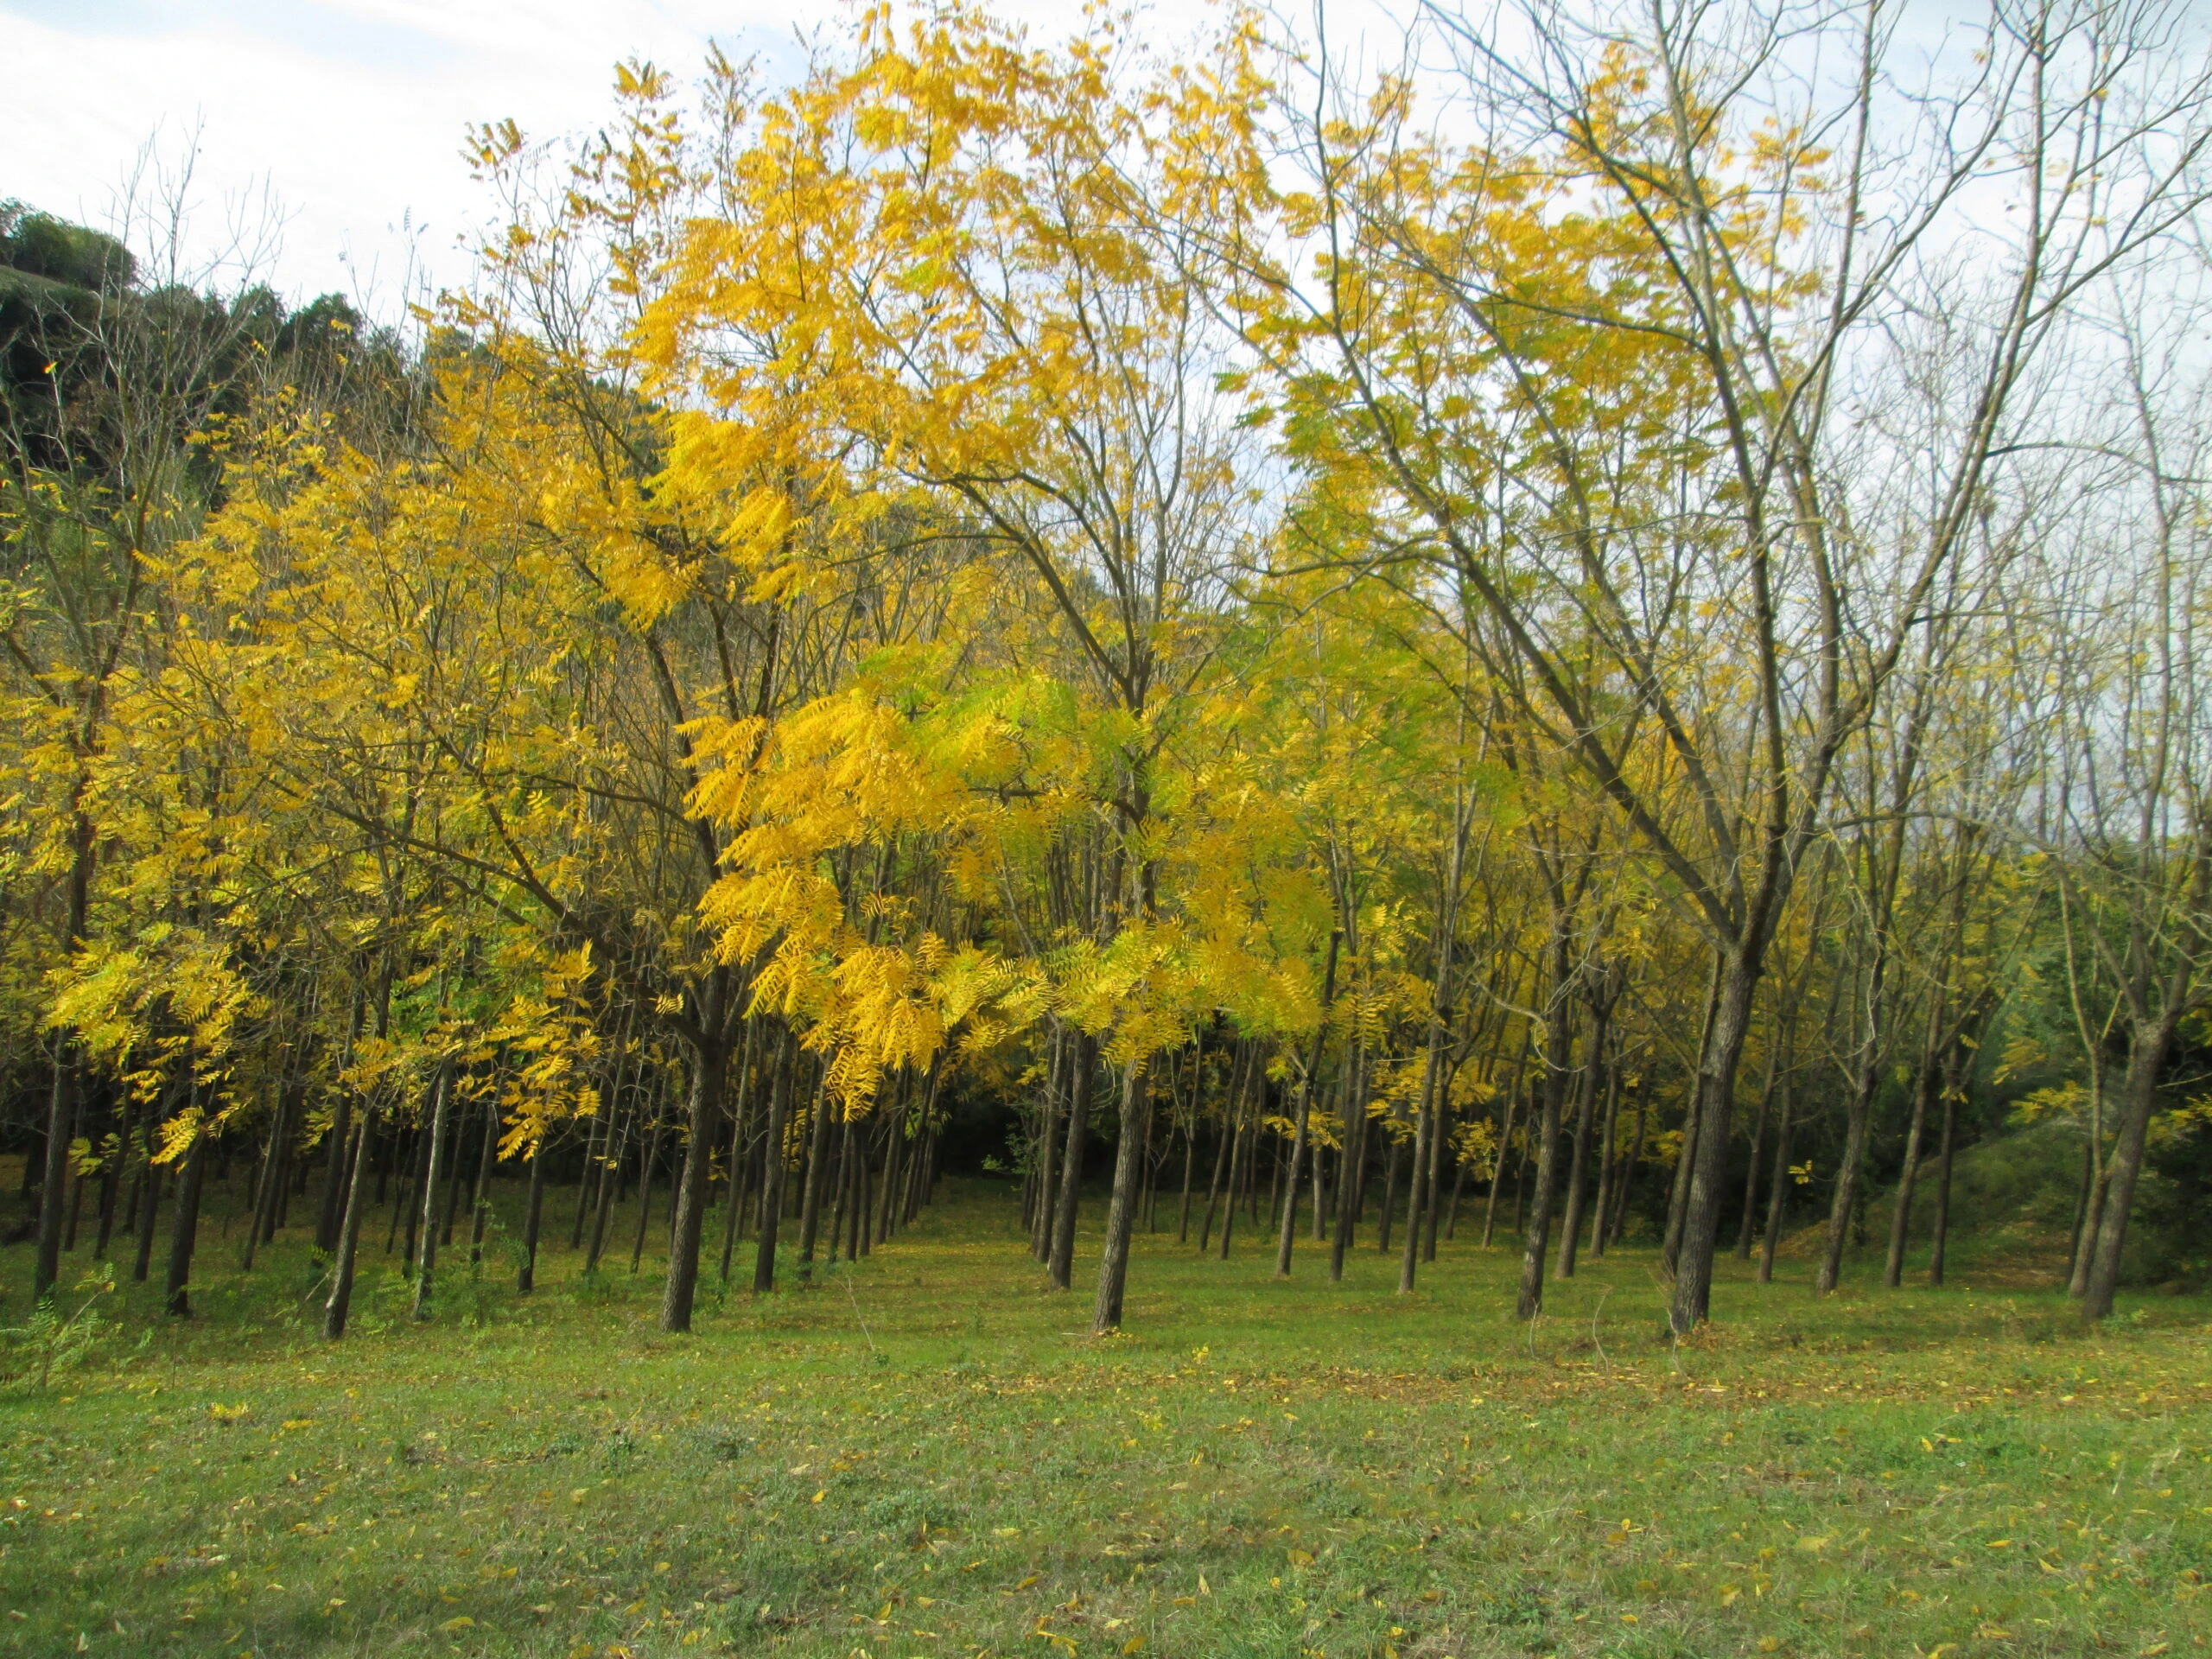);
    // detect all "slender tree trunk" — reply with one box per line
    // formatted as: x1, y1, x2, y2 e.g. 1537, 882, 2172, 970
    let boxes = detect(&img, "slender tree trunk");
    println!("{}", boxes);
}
35, 1049, 80, 1301
1090, 1065, 1152, 1333
468, 1090, 501, 1267
1421, 1085, 1447, 1263
164, 1127, 209, 1319
720, 1020, 759, 1280
797, 1071, 836, 1283
240, 1098, 283, 1273
33, 824, 92, 1302
324, 1116, 372, 1339
585, 1098, 630, 1274
570, 1093, 605, 1251
519, 1133, 548, 1293
316, 1090, 353, 1255
1758, 1076, 1795, 1285
1670, 954, 1761, 1333
1556, 1007, 1606, 1281
1371, 1141, 1407, 1256
1516, 995, 1573, 1321
1218, 1111, 1248, 1260
1819, 1056, 1879, 1295
1588, 1058, 1623, 1260
630, 1108, 667, 1274
1330, 1039, 1364, 1281
1884, 1032, 1942, 1287
1396, 1105, 1429, 1290
1278, 936, 1340, 1276
412, 1061, 455, 1320
829, 1113, 855, 1264
1176, 1111, 1197, 1243
92, 1093, 126, 1262
660, 1026, 730, 1332
1605, 1080, 1648, 1252
2082, 1014, 2183, 1320
439, 1090, 471, 1249
1049, 1034, 1096, 1290
1663, 963, 1726, 1275
131, 1107, 163, 1285
1735, 1076, 1771, 1261
753, 1029, 795, 1294
1927, 1045, 1961, 1288
1482, 1085, 1517, 1248
1032, 1027, 1064, 1262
